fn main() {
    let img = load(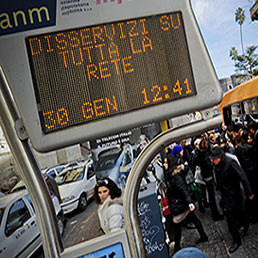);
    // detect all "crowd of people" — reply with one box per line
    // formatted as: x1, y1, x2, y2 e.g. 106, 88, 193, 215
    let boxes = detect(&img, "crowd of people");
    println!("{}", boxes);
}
164, 120, 258, 255
93, 120, 258, 257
